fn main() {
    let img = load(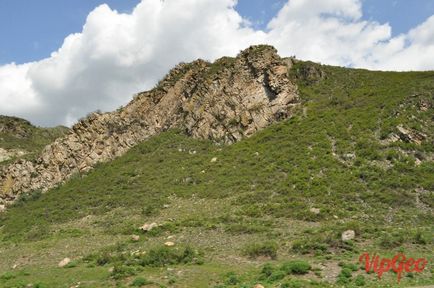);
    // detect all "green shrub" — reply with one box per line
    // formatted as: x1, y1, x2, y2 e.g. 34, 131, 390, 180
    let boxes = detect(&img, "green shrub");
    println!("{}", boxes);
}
379, 231, 405, 248
141, 246, 203, 267
259, 263, 274, 279
242, 241, 278, 259
64, 260, 78, 268
354, 275, 366, 286
268, 270, 286, 281
338, 261, 359, 271
280, 260, 311, 275
336, 267, 352, 284
111, 264, 137, 280
291, 239, 328, 255
0, 272, 15, 280
224, 272, 240, 285
280, 279, 305, 288
131, 277, 151, 287
414, 231, 431, 245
